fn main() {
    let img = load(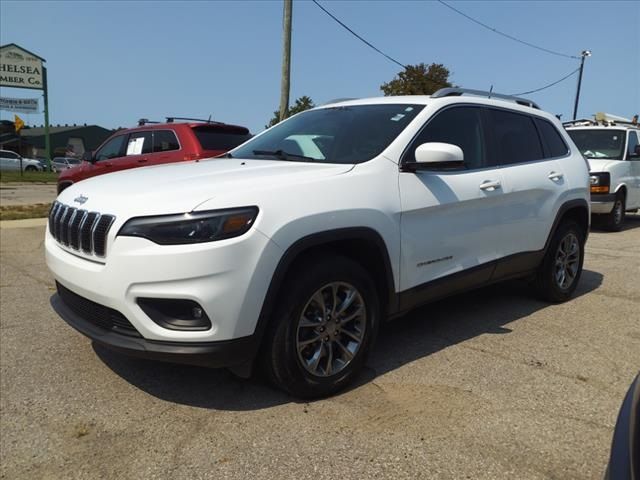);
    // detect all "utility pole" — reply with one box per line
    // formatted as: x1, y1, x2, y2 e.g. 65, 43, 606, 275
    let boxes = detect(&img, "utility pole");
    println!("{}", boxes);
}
572, 50, 591, 120
43, 66, 52, 170
279, 0, 293, 122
